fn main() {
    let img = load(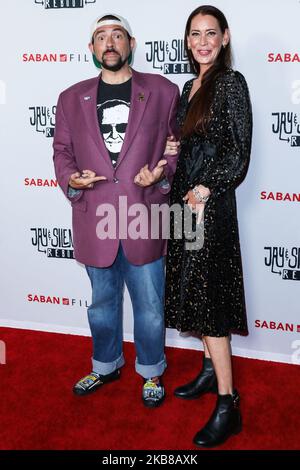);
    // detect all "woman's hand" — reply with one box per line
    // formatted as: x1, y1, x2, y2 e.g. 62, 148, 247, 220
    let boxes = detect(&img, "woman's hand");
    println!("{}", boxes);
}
164, 135, 180, 155
183, 184, 211, 209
